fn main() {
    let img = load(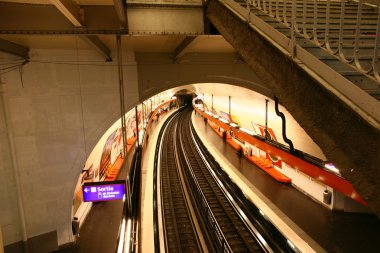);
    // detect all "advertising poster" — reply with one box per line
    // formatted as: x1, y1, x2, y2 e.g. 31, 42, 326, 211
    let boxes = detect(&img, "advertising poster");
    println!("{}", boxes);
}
99, 130, 117, 180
